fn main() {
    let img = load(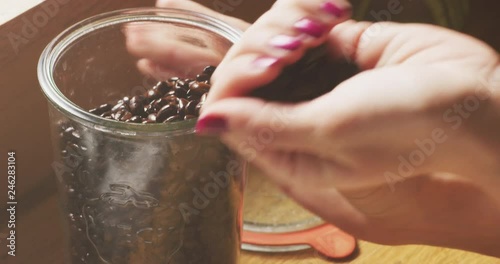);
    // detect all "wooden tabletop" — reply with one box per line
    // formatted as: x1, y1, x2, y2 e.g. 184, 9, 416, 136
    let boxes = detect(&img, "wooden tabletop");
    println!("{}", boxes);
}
0, 0, 498, 263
